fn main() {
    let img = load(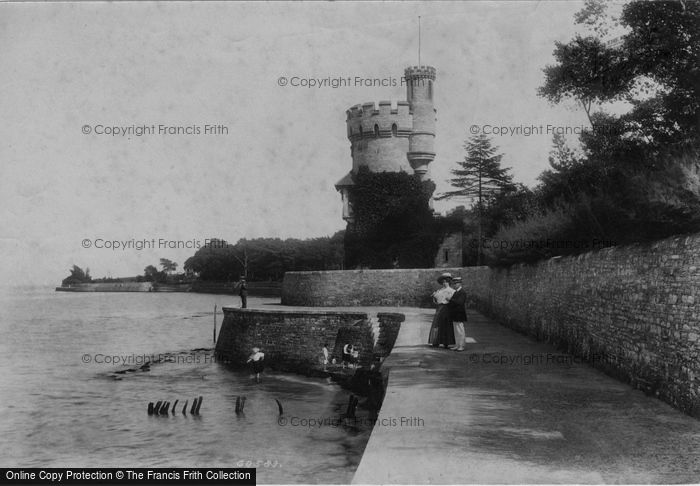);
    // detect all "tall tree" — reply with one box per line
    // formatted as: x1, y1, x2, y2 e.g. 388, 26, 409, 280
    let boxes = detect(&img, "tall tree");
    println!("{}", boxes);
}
159, 258, 177, 274
539, 36, 630, 129
437, 133, 514, 265
540, 0, 700, 147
